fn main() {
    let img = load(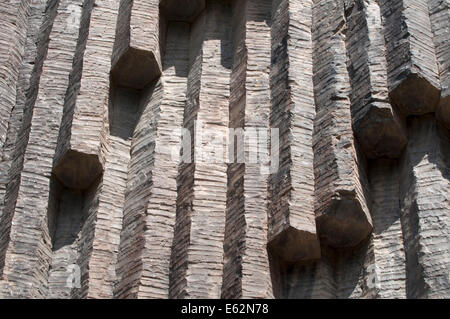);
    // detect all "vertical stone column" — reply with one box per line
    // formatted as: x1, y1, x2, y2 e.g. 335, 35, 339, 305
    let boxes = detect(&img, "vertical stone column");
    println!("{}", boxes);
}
111, 0, 162, 90
114, 20, 190, 299
53, 0, 121, 191
379, 0, 440, 116
170, 0, 232, 299
344, 0, 406, 159
95, 0, 163, 299
369, 159, 407, 298
428, 0, 450, 127
0, 0, 48, 278
268, 0, 320, 263
399, 115, 450, 299
312, 0, 372, 248
0, 0, 90, 298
